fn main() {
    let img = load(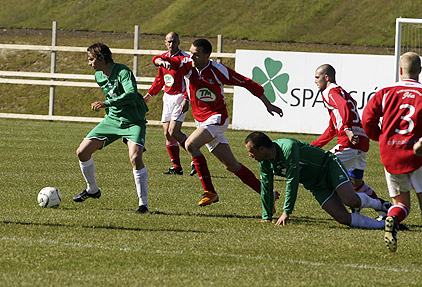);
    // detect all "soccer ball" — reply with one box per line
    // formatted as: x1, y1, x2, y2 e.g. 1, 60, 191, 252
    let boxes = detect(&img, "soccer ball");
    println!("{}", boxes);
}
37, 187, 62, 208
